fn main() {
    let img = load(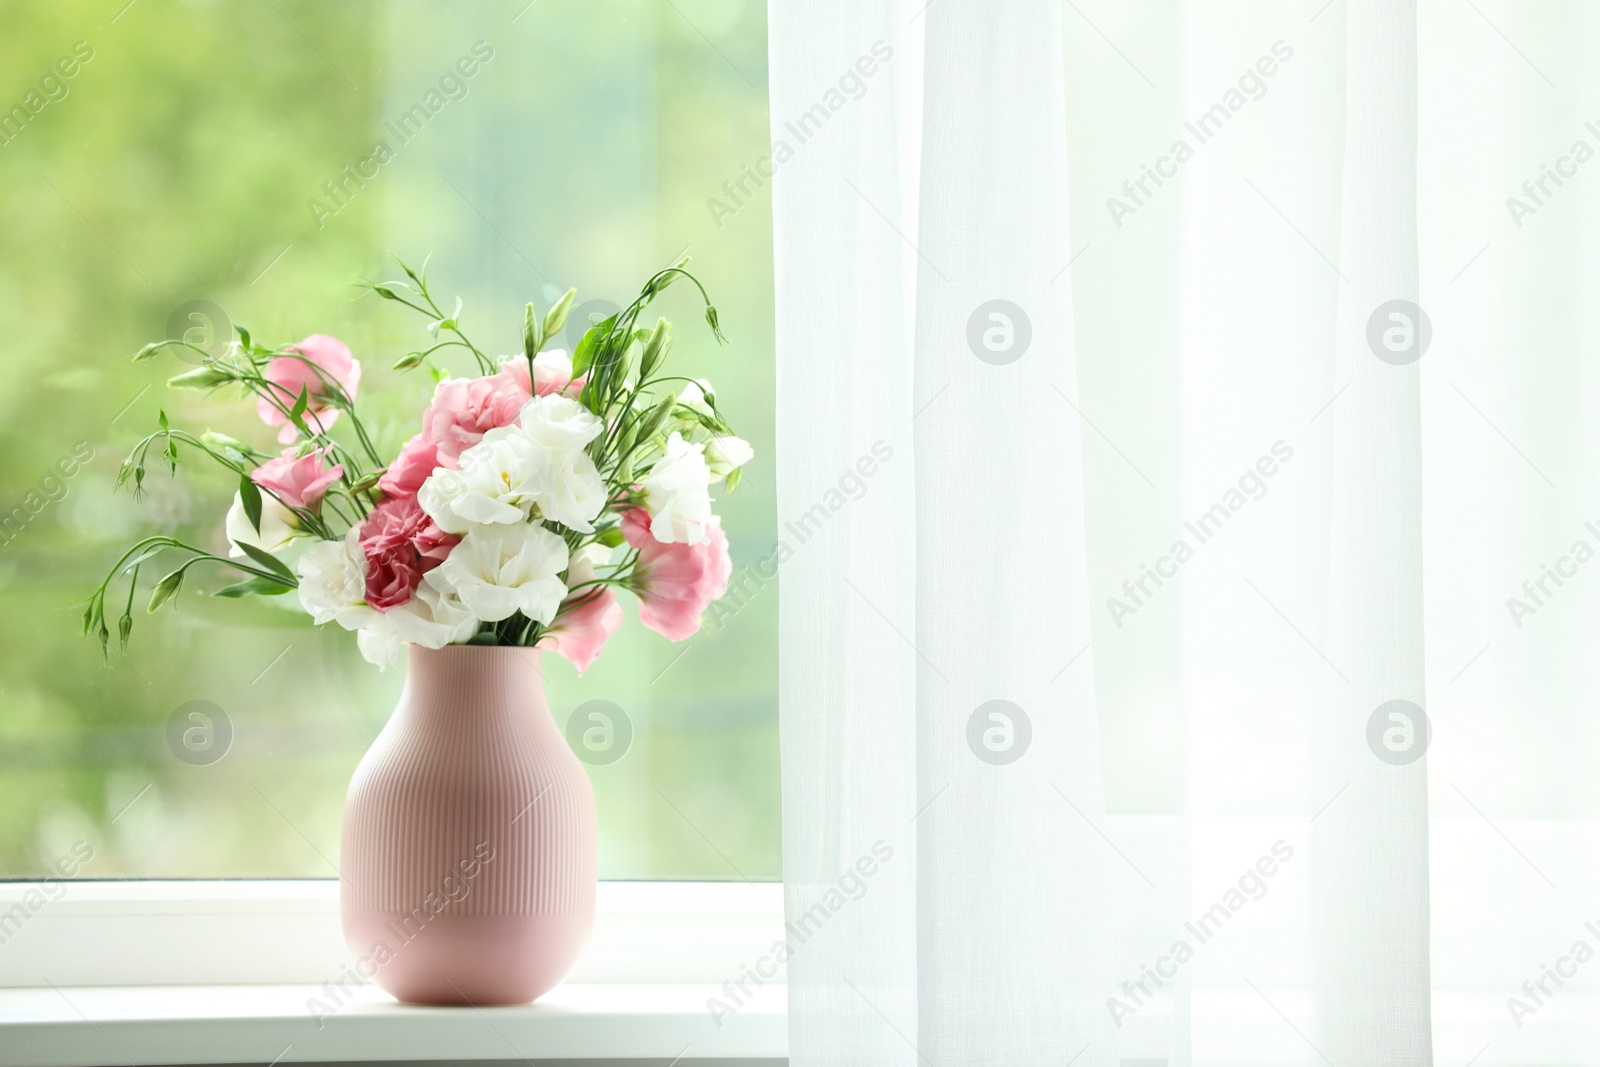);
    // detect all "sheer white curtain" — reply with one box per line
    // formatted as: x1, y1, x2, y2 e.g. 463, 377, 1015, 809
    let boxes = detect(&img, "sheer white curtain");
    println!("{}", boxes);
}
1315, 0, 1432, 1061
770, 1, 1599, 1064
